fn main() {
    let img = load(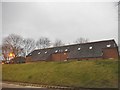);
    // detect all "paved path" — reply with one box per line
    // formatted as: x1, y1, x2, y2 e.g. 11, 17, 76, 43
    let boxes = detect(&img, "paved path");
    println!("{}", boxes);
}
1, 83, 92, 90
2, 82, 39, 88
1, 83, 57, 90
